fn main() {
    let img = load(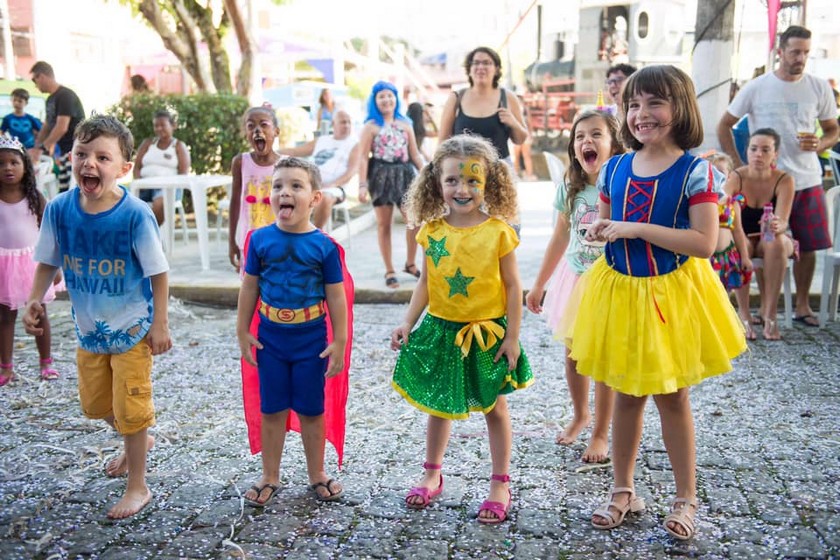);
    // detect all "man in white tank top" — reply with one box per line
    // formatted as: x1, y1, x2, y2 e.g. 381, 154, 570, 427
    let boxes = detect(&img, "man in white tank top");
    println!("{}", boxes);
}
279, 109, 360, 229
